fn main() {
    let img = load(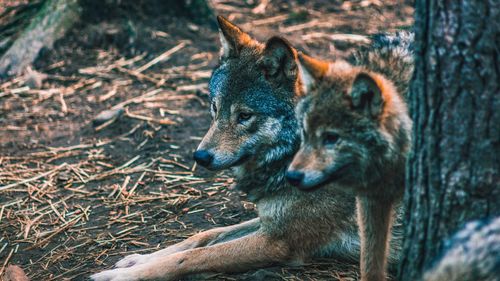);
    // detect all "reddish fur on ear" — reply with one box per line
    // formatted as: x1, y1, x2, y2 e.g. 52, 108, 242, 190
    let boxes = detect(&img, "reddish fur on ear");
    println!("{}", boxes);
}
298, 53, 330, 80
216, 16, 255, 58
349, 71, 402, 125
